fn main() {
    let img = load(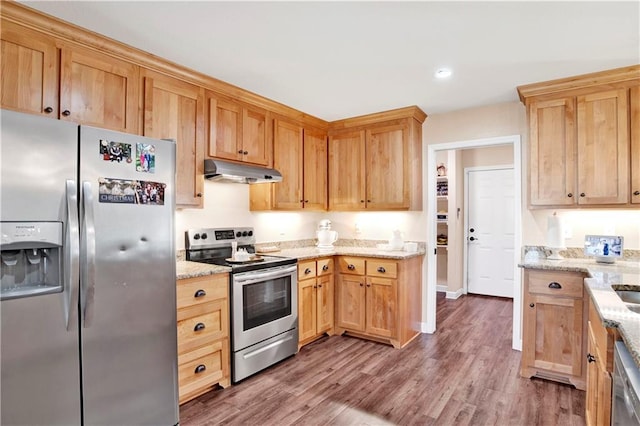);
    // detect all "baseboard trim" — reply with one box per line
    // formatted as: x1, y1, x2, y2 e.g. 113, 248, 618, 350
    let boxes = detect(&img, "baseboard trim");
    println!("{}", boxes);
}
436, 285, 448, 293
420, 322, 435, 334
446, 288, 464, 300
